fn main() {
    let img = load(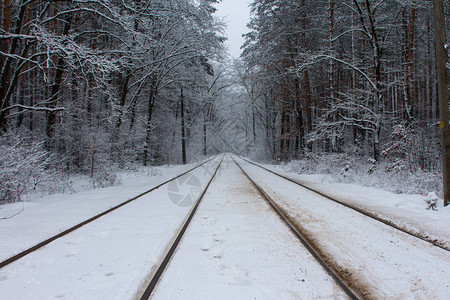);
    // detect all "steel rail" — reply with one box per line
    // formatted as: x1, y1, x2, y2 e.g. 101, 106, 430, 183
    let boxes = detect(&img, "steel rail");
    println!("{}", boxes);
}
237, 156, 449, 252
0, 156, 219, 270
139, 156, 224, 300
232, 156, 360, 300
